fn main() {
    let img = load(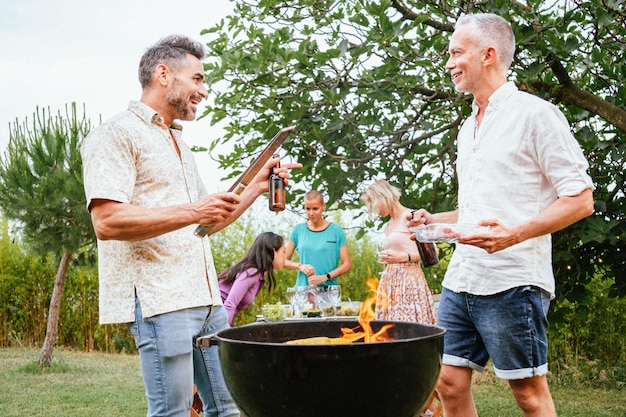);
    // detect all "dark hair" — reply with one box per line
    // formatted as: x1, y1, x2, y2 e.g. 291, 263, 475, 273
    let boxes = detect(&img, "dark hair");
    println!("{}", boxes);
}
218, 232, 284, 294
138, 34, 206, 89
